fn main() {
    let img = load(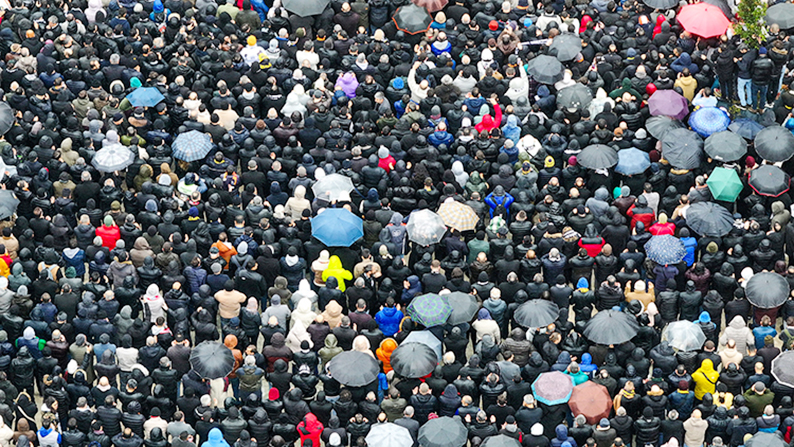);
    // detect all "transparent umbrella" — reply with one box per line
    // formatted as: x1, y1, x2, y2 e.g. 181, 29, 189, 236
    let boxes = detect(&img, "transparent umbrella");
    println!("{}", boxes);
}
366, 423, 414, 447
312, 173, 354, 202
406, 209, 447, 245
662, 320, 707, 351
